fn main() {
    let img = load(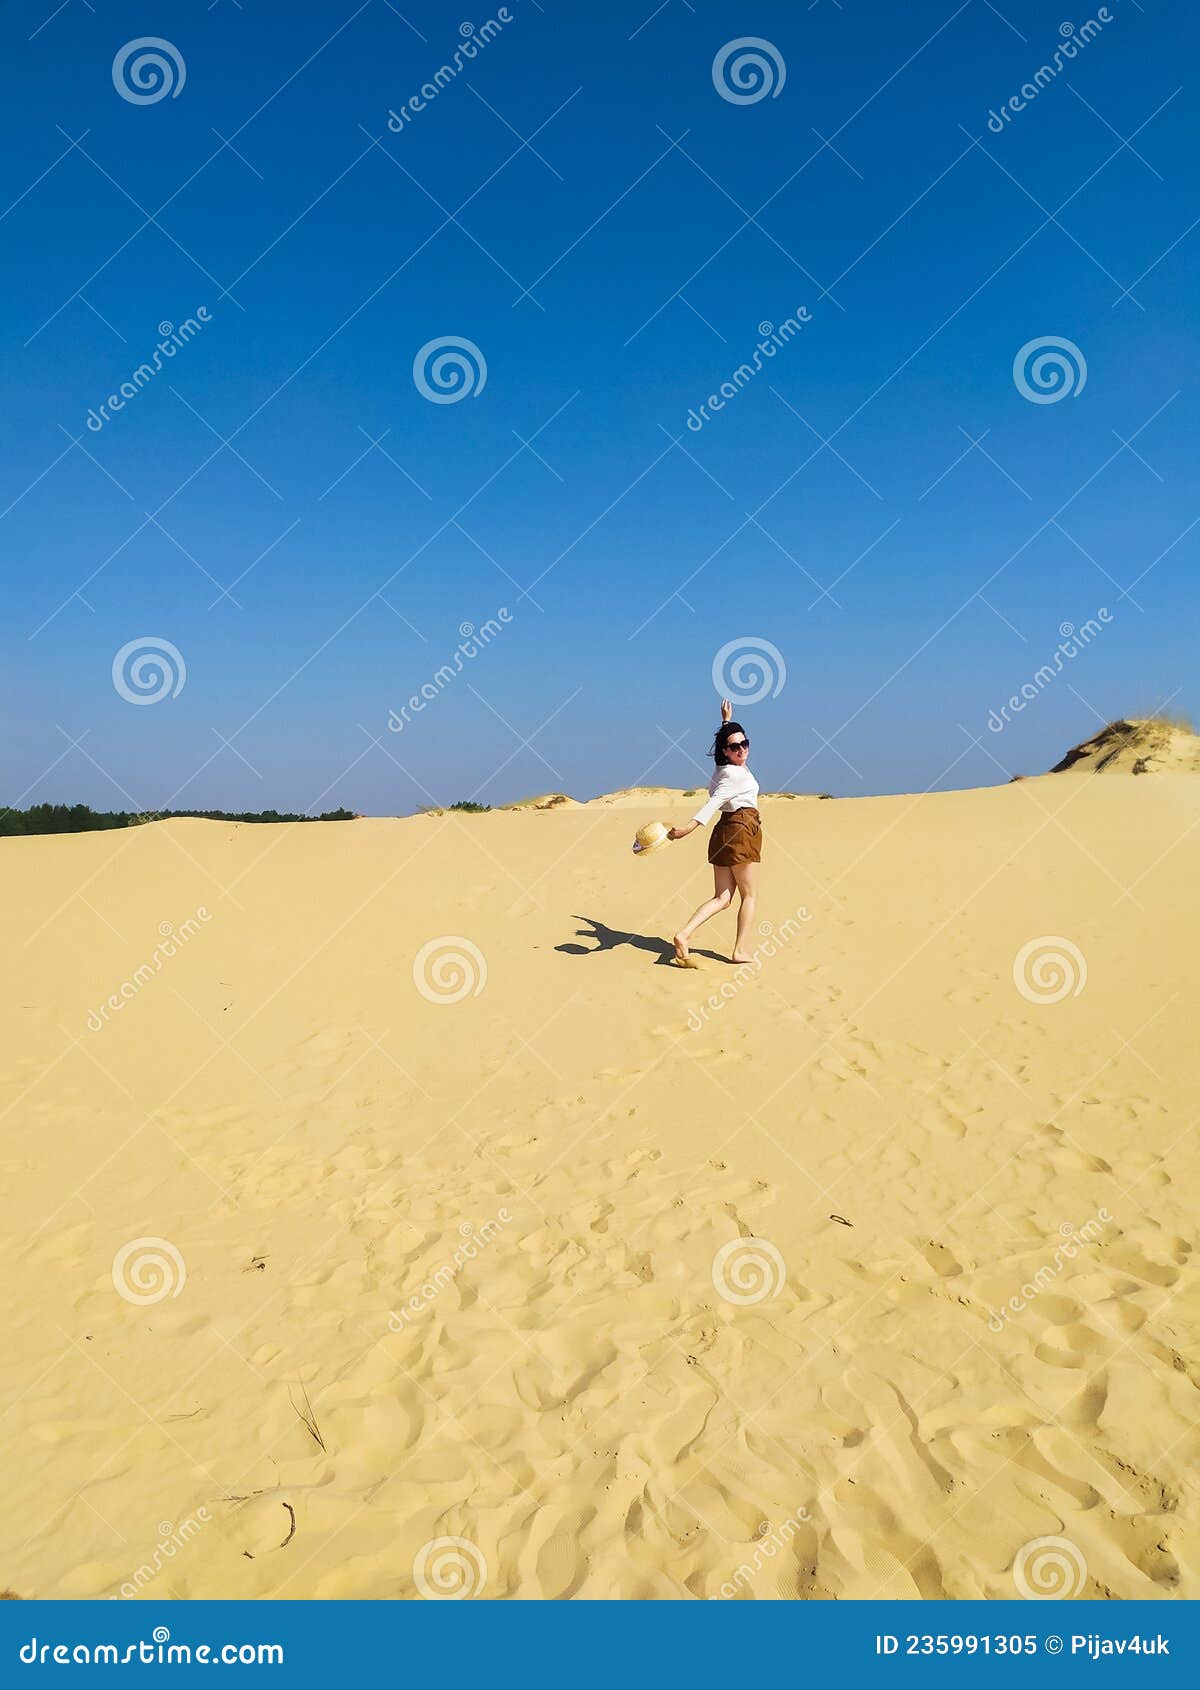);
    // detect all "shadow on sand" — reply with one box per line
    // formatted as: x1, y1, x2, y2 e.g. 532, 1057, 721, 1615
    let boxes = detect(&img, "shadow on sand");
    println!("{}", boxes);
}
556, 915, 726, 967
